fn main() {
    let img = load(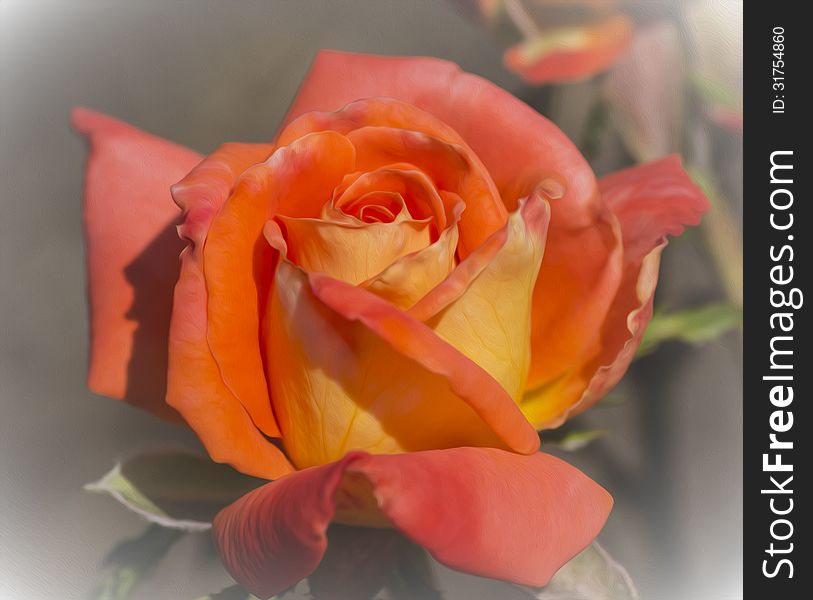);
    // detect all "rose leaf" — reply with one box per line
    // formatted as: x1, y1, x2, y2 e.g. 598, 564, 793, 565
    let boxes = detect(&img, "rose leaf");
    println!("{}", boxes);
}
541, 429, 608, 452
637, 302, 742, 357
516, 542, 639, 600
85, 451, 266, 531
